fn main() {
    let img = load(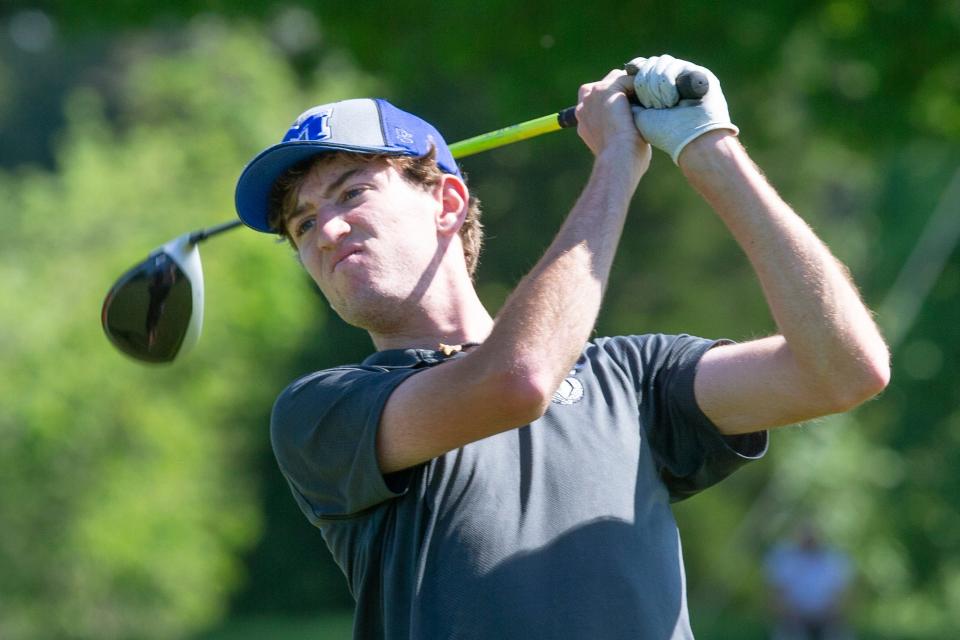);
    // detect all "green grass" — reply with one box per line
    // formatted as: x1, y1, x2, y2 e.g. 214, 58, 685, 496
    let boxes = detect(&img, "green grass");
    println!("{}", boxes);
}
194, 612, 354, 640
